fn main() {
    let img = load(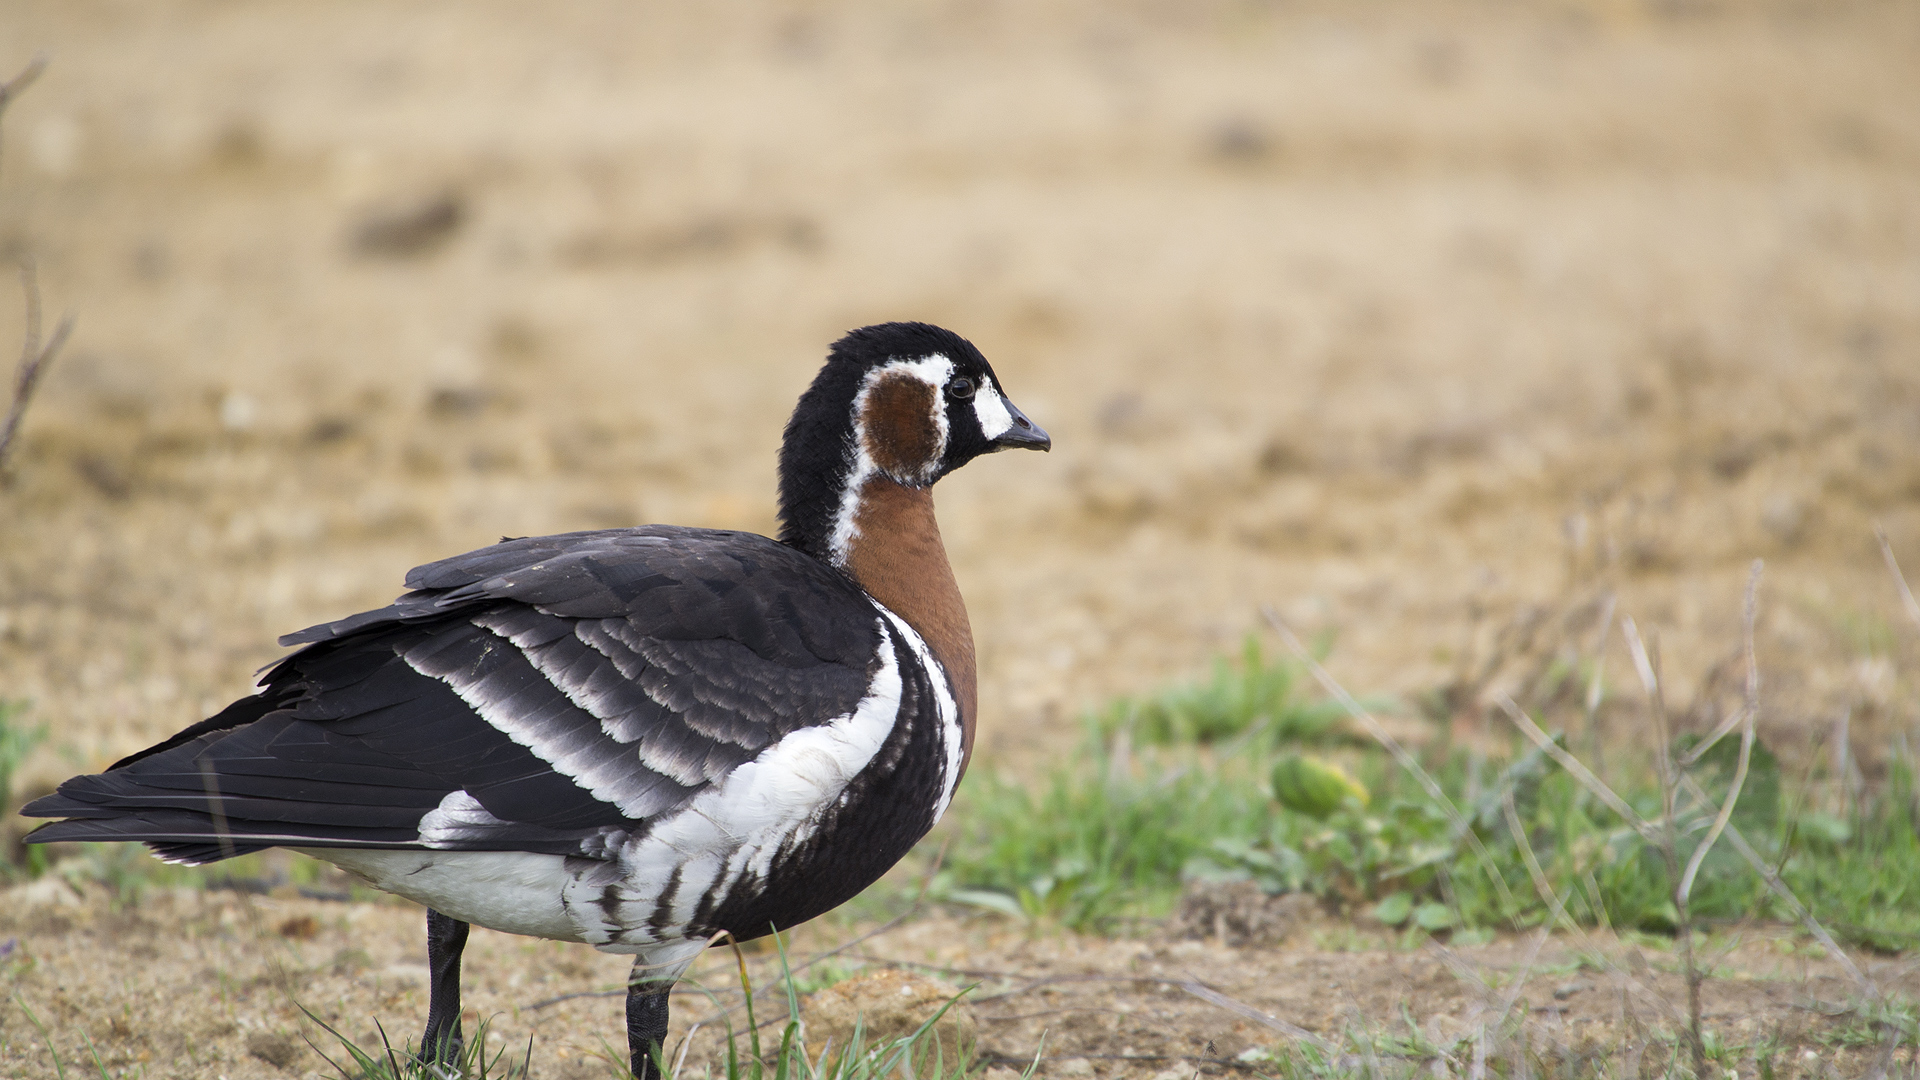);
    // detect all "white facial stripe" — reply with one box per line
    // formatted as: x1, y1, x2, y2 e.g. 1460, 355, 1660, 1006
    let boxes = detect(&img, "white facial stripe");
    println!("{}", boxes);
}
972, 378, 1014, 440
889, 353, 956, 387
828, 354, 957, 566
